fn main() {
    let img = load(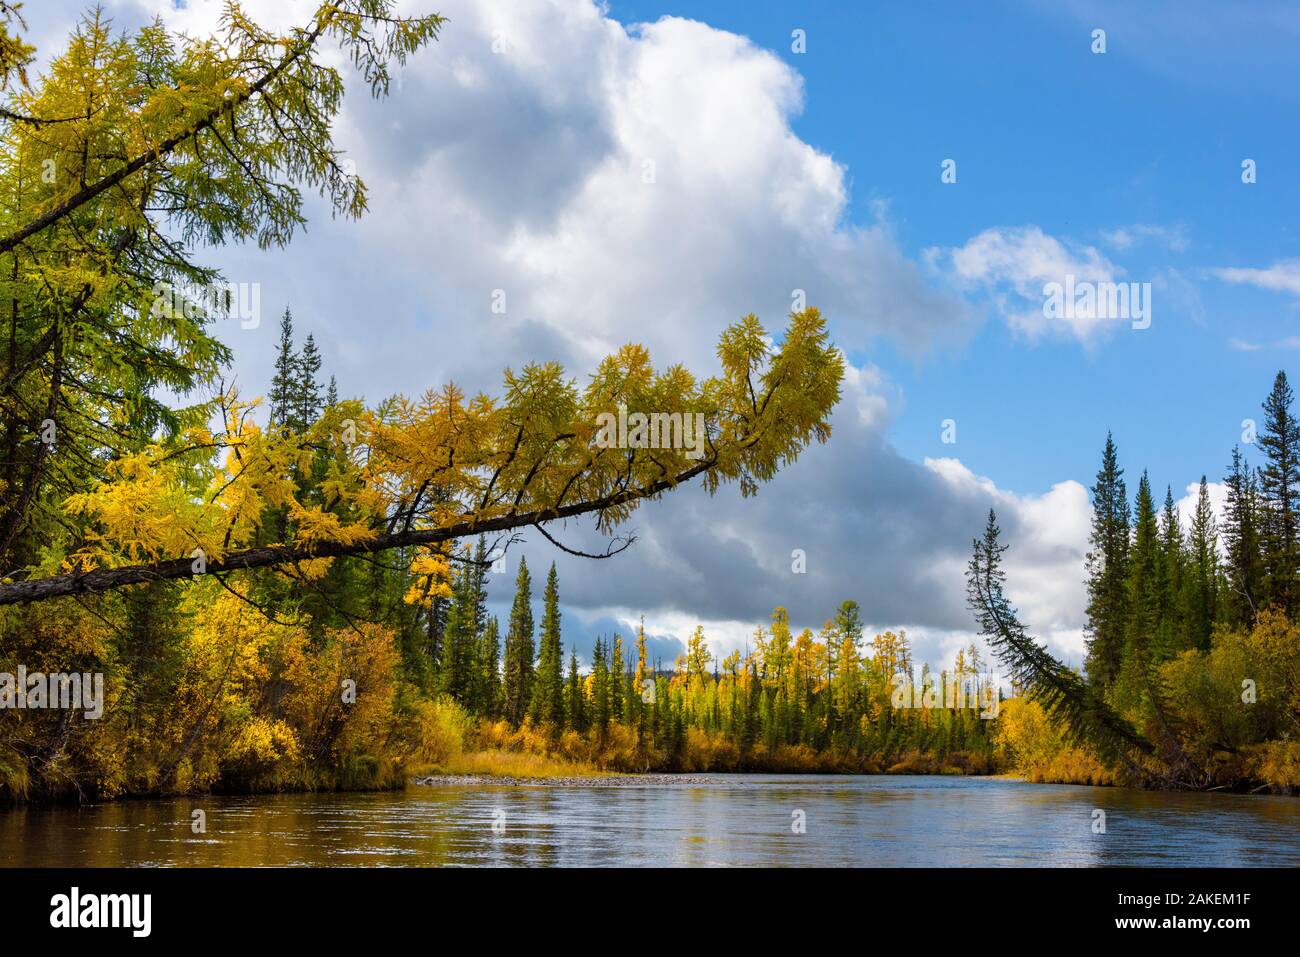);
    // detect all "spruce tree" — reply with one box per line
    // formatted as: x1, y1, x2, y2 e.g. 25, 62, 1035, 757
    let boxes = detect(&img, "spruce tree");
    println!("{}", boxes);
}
1155, 486, 1184, 658
440, 556, 477, 704
468, 538, 488, 637
1184, 476, 1219, 651
738, 658, 761, 759
440, 540, 489, 705
609, 633, 625, 721
440, 591, 469, 702
269, 307, 297, 429
531, 563, 564, 726
1084, 433, 1130, 689
1223, 446, 1264, 625
1259, 371, 1299, 615
632, 618, 649, 724
502, 557, 535, 725
425, 592, 448, 675
591, 638, 610, 739
295, 333, 323, 428
1115, 473, 1158, 708
480, 617, 501, 718
832, 599, 863, 735
325, 375, 338, 408
566, 648, 585, 732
